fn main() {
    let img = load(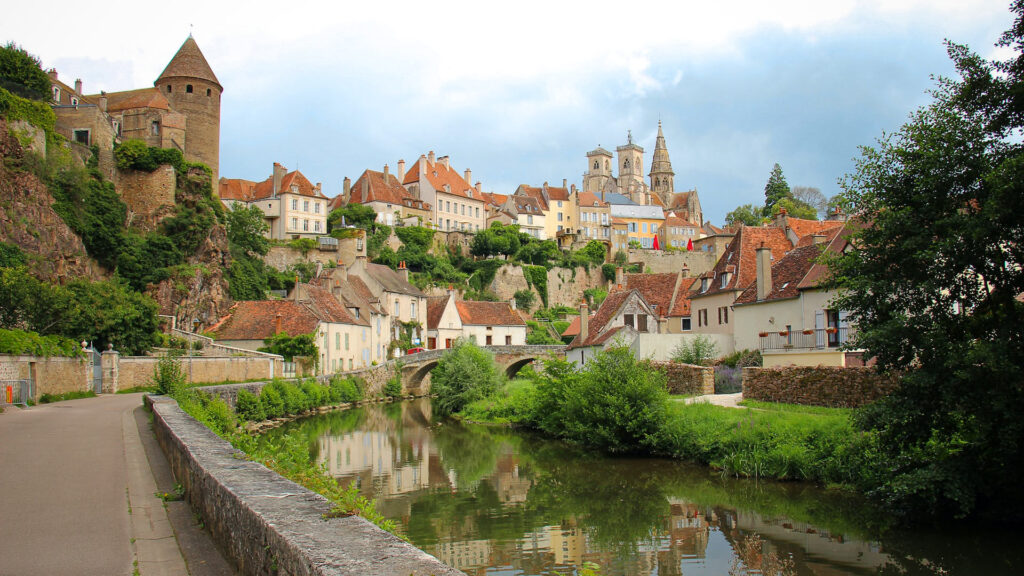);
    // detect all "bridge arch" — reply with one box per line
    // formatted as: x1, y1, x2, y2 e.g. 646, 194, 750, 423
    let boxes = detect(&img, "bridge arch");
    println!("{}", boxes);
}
504, 357, 538, 379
